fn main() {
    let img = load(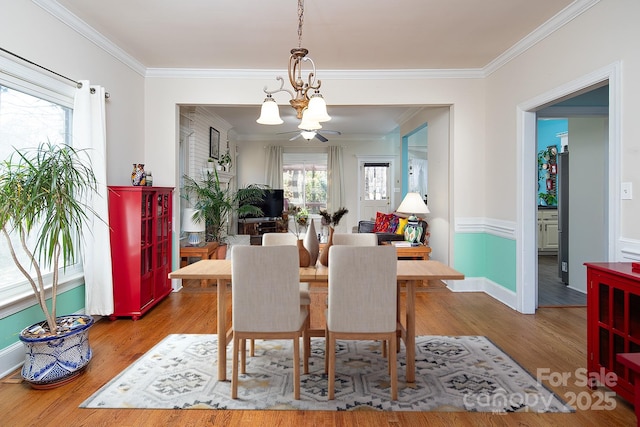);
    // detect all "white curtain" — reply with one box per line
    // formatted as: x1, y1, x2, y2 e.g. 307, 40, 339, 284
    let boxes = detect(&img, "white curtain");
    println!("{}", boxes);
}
265, 145, 283, 188
73, 81, 114, 316
327, 146, 345, 212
